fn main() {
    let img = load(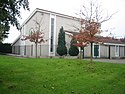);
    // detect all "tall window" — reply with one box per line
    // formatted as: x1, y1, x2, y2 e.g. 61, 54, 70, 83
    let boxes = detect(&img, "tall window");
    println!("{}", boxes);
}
124, 46, 125, 56
50, 18, 54, 52
115, 45, 119, 57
